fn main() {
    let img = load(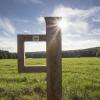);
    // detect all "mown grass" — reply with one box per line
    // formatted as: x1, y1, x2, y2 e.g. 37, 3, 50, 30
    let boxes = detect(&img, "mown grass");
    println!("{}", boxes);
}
0, 58, 100, 100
